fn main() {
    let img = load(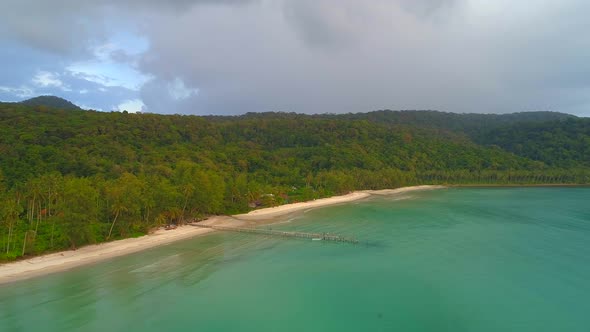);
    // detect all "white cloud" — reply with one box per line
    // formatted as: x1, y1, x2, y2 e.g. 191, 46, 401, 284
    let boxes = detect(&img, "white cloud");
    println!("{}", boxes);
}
31, 71, 71, 91
66, 61, 152, 91
64, 36, 153, 92
167, 77, 198, 100
0, 85, 35, 98
77, 103, 104, 111
116, 99, 145, 113
32, 71, 59, 87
